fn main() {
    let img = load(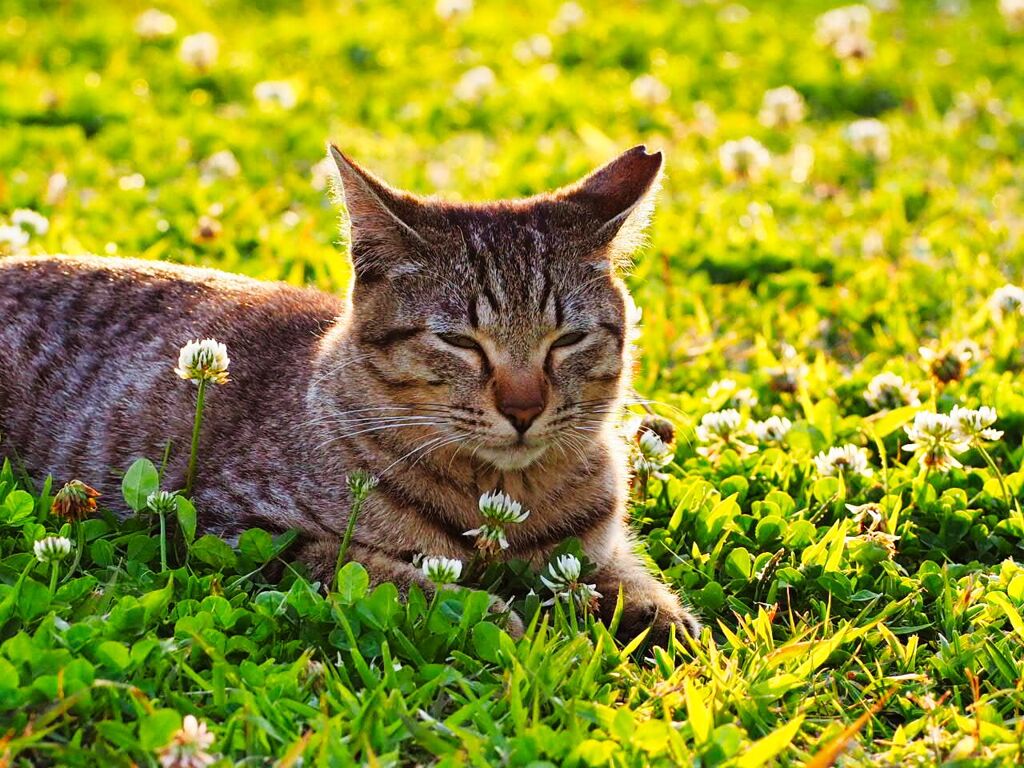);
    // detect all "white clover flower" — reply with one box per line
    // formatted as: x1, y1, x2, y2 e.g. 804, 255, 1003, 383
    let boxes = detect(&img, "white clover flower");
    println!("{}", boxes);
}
695, 409, 757, 459
752, 416, 793, 444
989, 284, 1024, 321
846, 119, 891, 161
146, 490, 178, 515
950, 405, 1003, 444
34, 536, 73, 564
832, 31, 874, 60
253, 80, 297, 110
540, 554, 601, 609
512, 34, 553, 63
477, 490, 529, 523
706, 378, 758, 408
634, 429, 675, 475
758, 86, 806, 128
435, 0, 473, 21
119, 173, 146, 191
1000, 0, 1024, 29
420, 555, 463, 586
718, 137, 772, 180
630, 74, 671, 106
11, 208, 49, 236
134, 8, 177, 39
175, 339, 230, 385
903, 411, 970, 473
845, 529, 899, 558
157, 714, 215, 768
846, 502, 884, 531
179, 32, 218, 71
453, 66, 496, 103
815, 4, 871, 44
465, 491, 530, 553
0, 224, 30, 254
813, 444, 873, 478
199, 150, 241, 182
550, 1, 586, 33
864, 372, 920, 412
